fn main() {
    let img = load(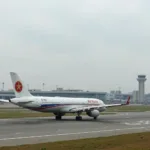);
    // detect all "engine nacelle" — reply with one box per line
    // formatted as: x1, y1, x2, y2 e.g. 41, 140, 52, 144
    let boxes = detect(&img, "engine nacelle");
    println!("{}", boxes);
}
98, 107, 106, 112
86, 110, 100, 117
